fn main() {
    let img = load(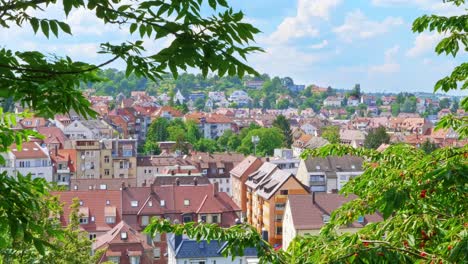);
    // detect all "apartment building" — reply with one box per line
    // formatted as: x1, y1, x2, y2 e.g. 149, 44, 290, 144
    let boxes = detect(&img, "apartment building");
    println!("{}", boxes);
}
230, 156, 263, 216
296, 156, 364, 192
245, 163, 309, 246
0, 141, 53, 182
